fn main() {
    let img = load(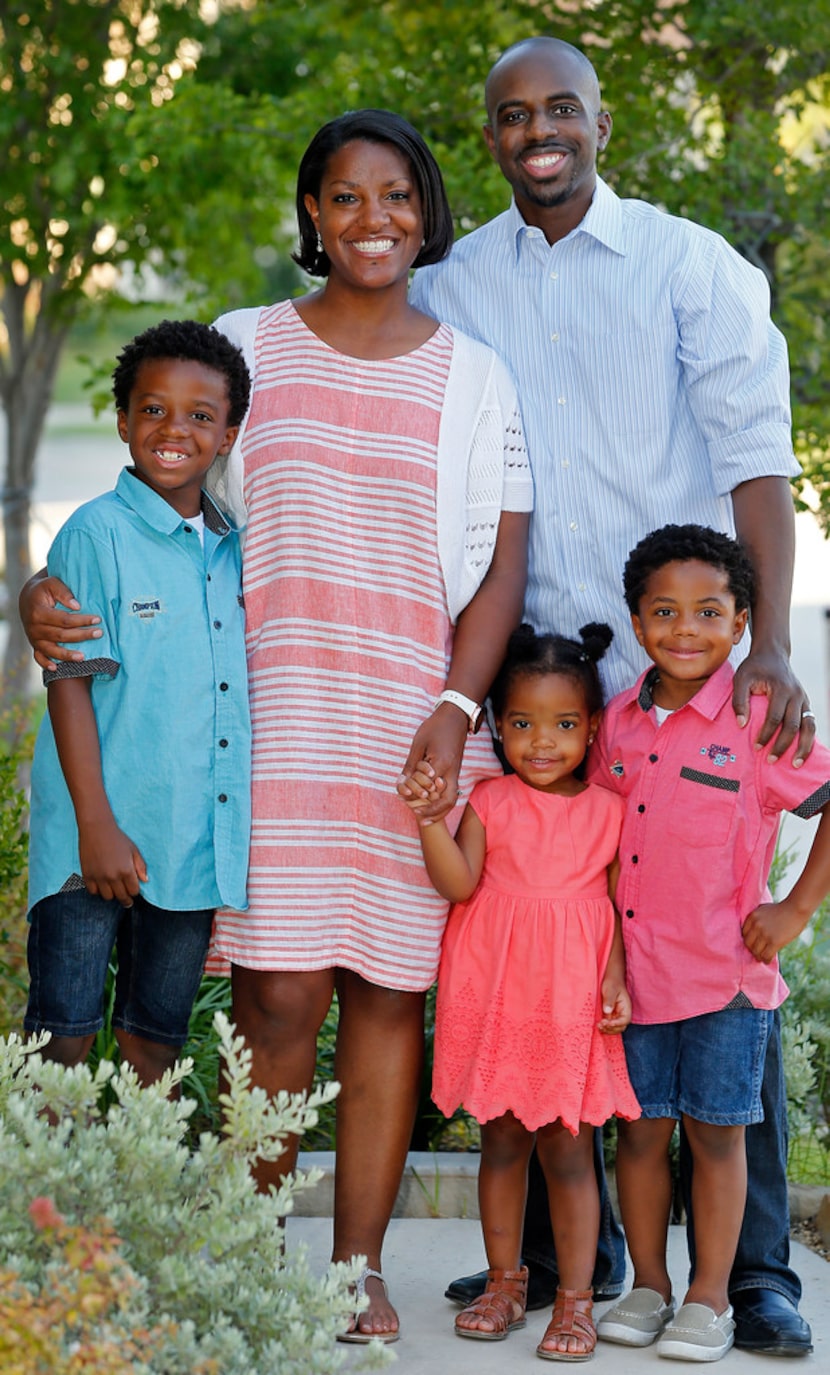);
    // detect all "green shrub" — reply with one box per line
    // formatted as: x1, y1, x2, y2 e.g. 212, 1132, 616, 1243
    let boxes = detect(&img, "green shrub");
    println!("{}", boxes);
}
780, 896, 830, 1184
0, 709, 34, 1036
0, 1017, 392, 1373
